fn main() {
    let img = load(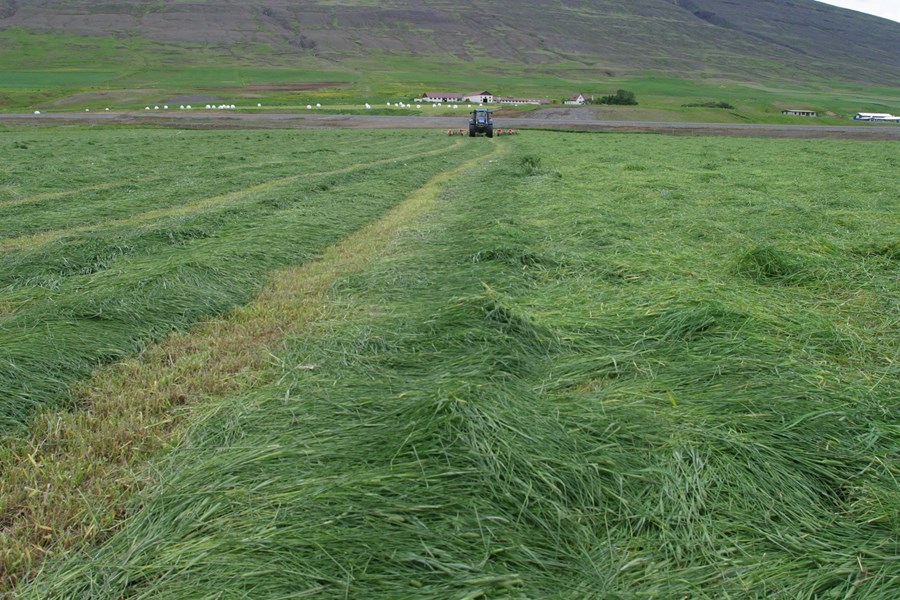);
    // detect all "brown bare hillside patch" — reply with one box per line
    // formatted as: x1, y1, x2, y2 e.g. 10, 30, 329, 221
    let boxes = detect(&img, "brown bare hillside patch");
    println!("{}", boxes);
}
162, 94, 224, 104
201, 81, 351, 92
45, 90, 160, 107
